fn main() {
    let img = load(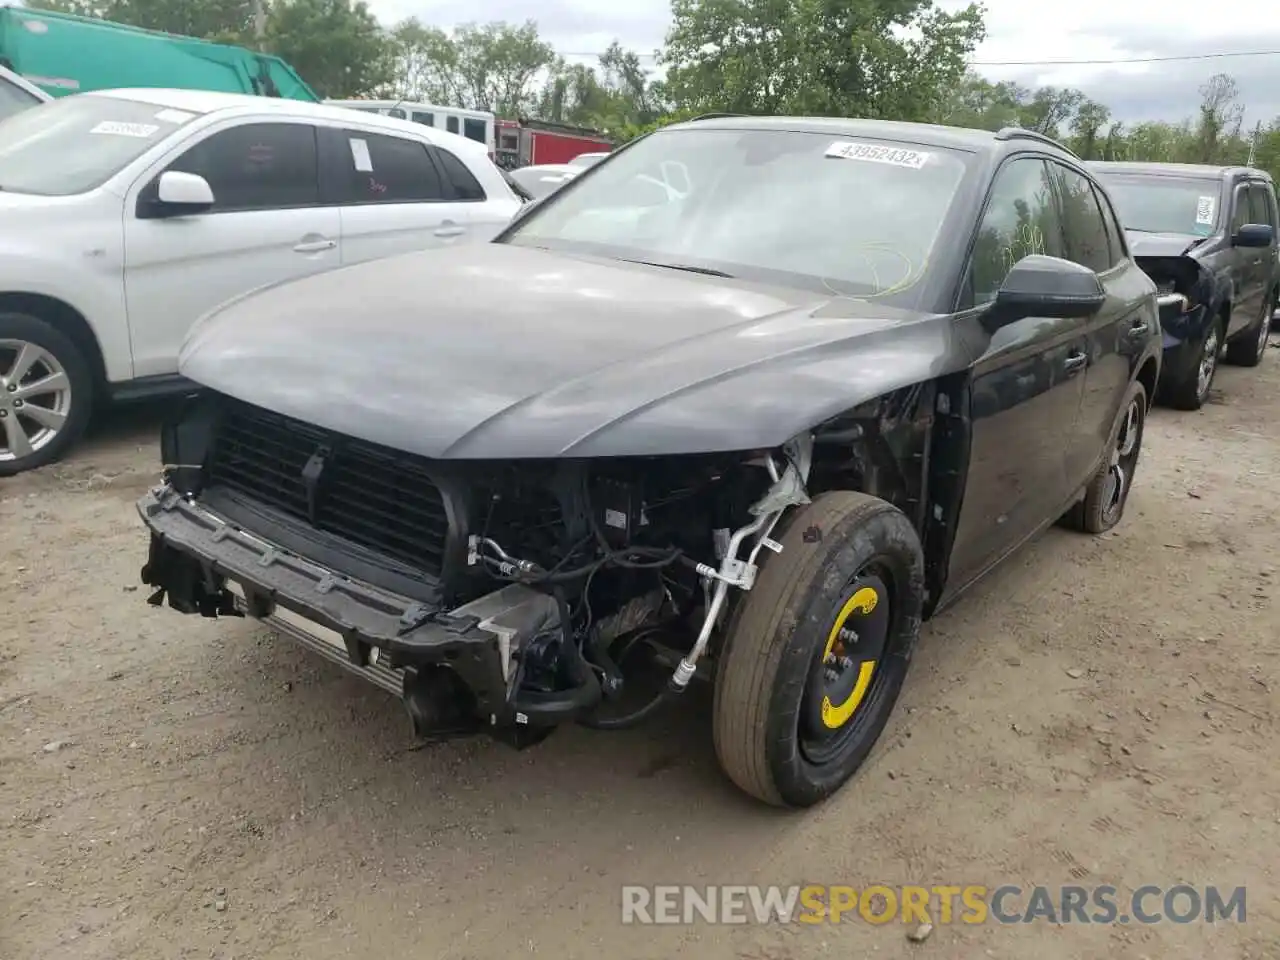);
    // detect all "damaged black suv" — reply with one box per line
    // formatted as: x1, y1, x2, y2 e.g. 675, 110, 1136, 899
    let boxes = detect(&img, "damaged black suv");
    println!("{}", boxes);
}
1088, 162, 1279, 409
137, 116, 1162, 808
